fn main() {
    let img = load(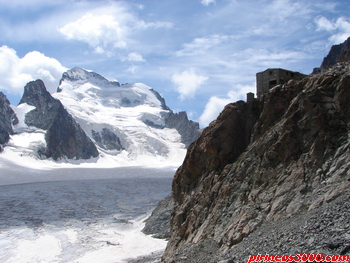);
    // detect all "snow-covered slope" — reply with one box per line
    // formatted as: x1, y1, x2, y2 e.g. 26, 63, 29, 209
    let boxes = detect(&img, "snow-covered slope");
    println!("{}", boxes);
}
0, 67, 200, 168
53, 68, 191, 167
53, 67, 186, 166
